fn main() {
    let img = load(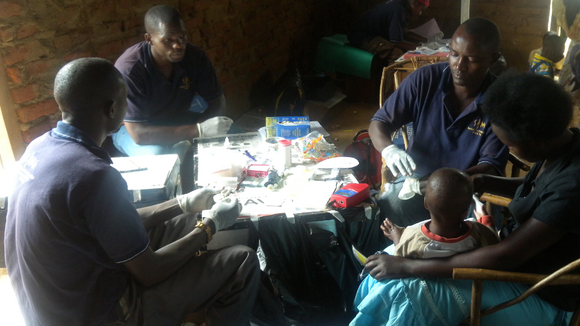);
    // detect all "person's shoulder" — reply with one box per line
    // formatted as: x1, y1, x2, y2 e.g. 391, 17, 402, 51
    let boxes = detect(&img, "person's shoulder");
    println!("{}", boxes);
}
404, 61, 448, 86
115, 42, 147, 74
